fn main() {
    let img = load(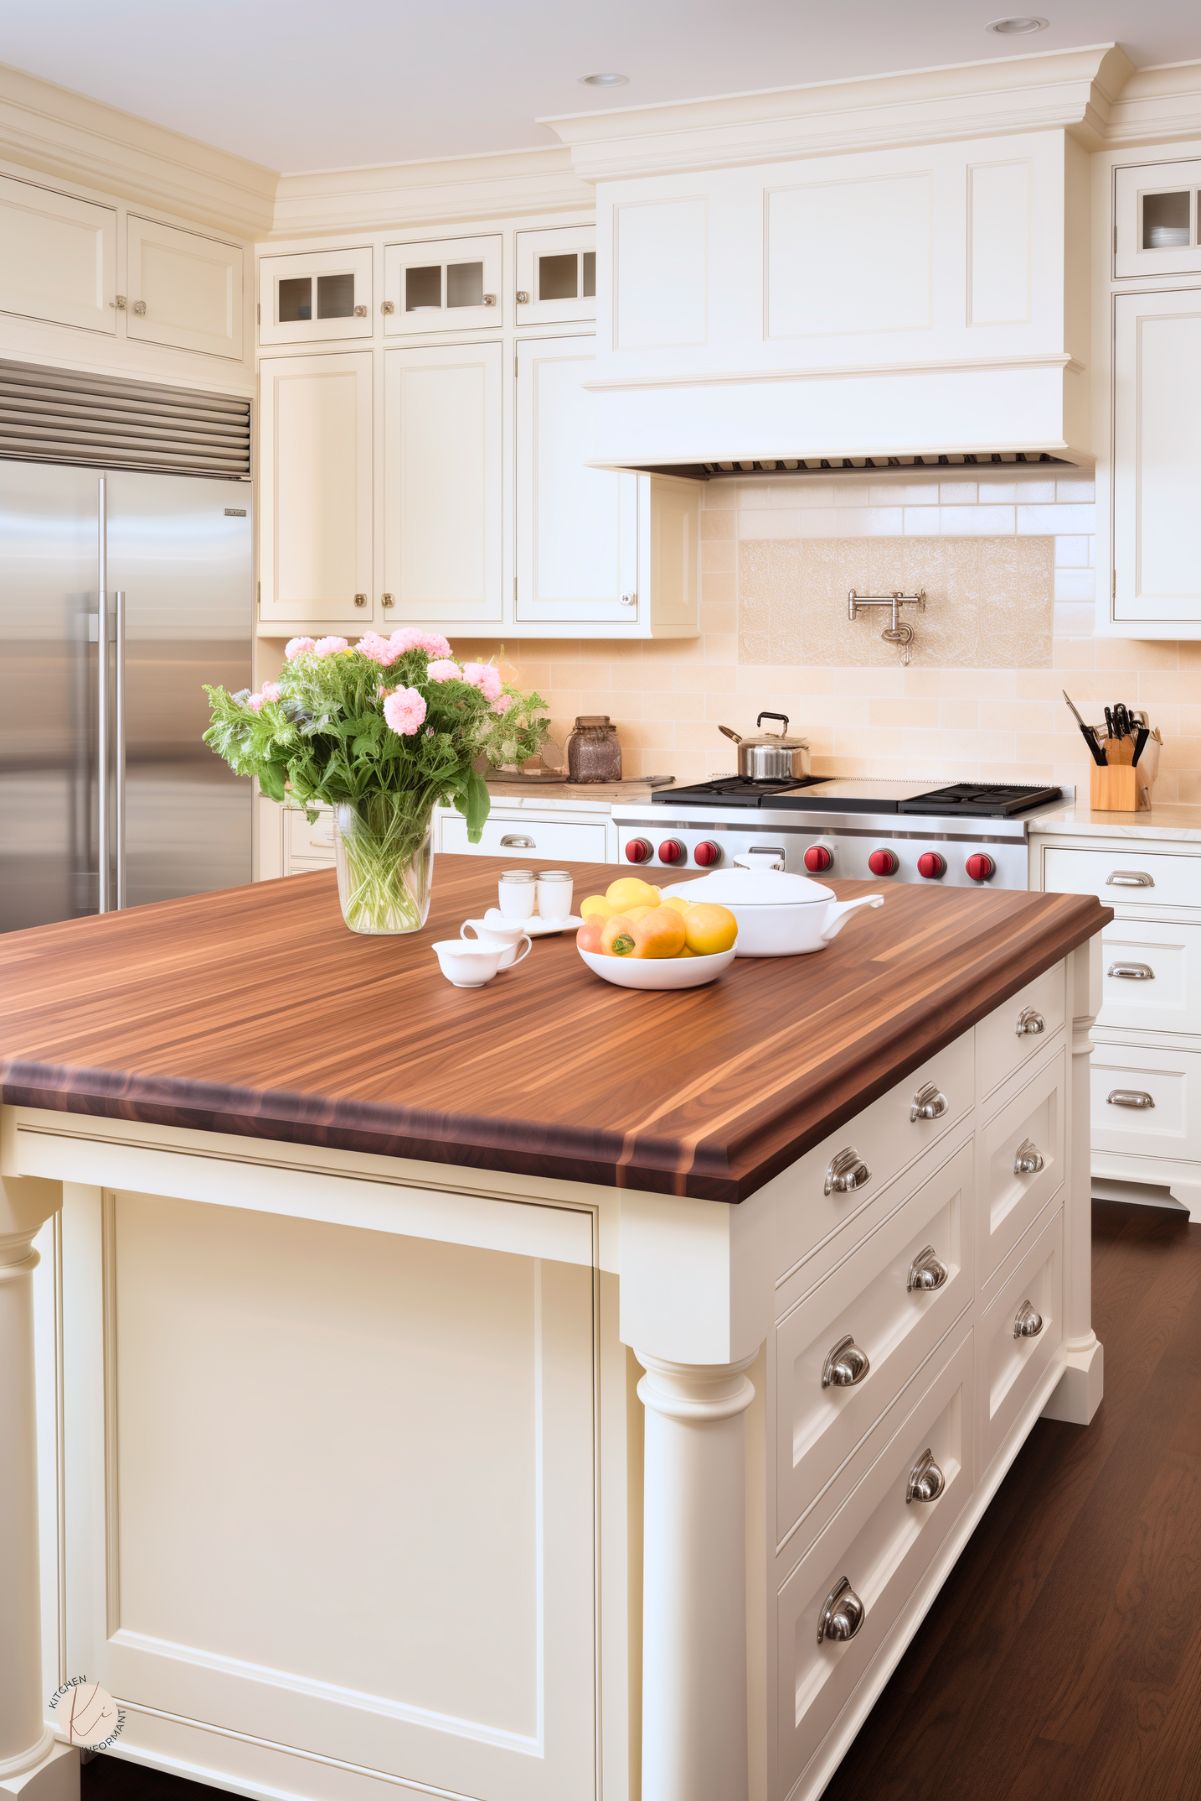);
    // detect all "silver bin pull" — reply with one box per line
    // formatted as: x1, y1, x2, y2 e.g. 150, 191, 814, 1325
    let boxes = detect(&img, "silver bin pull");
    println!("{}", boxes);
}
1016, 1006, 1046, 1037
817, 1576, 866, 1646
910, 1082, 948, 1122
1106, 870, 1154, 888
824, 1147, 871, 1197
821, 1335, 870, 1389
499, 834, 535, 850
1013, 1300, 1044, 1339
906, 1246, 948, 1293
1107, 962, 1154, 981
906, 1448, 946, 1505
1107, 1089, 1155, 1110
1013, 1139, 1045, 1177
